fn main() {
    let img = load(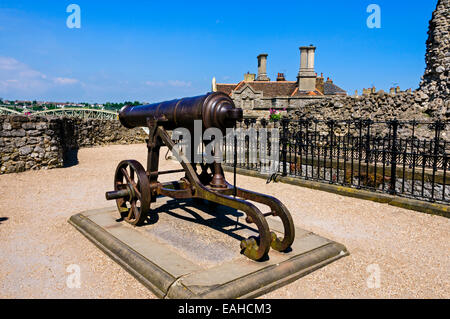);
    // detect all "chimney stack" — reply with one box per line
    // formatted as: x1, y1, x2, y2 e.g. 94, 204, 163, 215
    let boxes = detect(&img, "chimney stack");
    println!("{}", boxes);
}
297, 45, 317, 91
316, 73, 324, 94
244, 72, 256, 81
256, 54, 270, 81
276, 73, 286, 81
